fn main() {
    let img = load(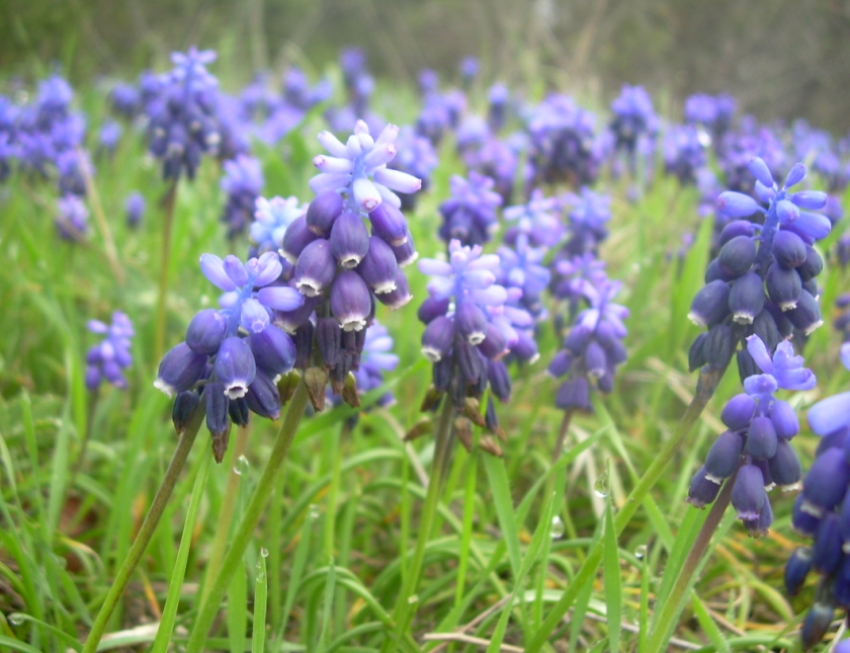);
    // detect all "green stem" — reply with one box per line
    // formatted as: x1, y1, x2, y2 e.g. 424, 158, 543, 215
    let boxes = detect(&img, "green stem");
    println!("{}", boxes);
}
552, 409, 574, 463
80, 403, 204, 653
154, 181, 178, 363
382, 397, 455, 653
69, 388, 98, 487
524, 364, 726, 653
184, 380, 310, 653
200, 425, 251, 605
646, 468, 736, 653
